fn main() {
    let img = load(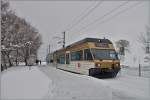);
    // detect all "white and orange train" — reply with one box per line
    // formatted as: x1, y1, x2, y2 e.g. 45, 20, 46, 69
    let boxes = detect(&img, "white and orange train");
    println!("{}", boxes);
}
46, 38, 120, 77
